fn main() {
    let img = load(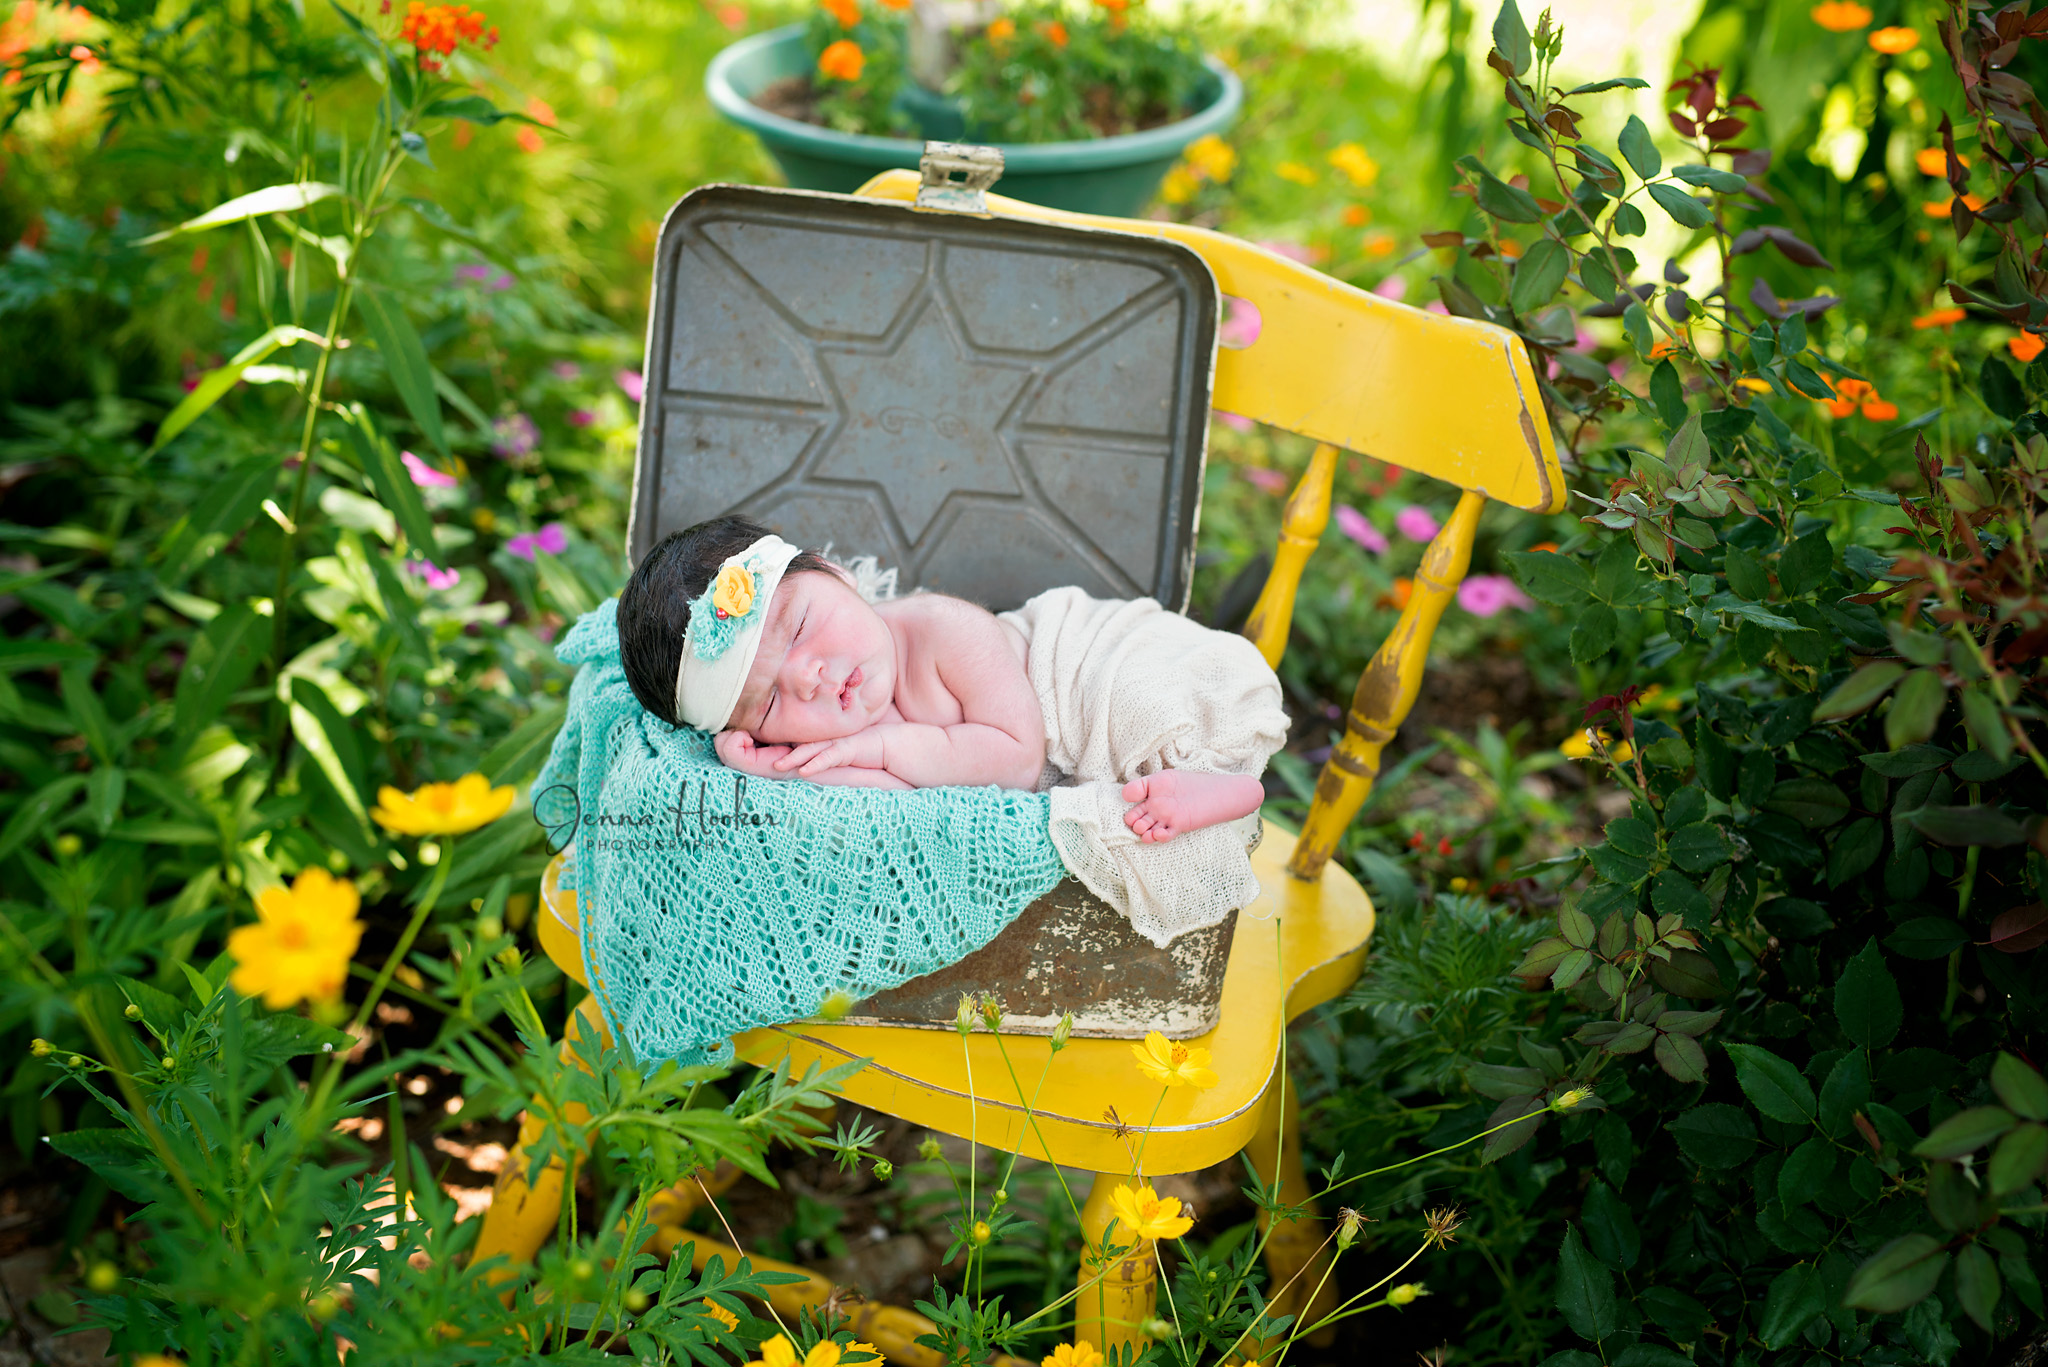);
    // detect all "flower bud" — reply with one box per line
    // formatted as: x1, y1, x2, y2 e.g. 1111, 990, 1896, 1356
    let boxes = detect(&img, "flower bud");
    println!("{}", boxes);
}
1049, 1011, 1074, 1052
971, 1220, 991, 1246
1386, 1282, 1425, 1307
991, 1188, 1008, 1207
85, 1262, 119, 1293
476, 915, 503, 942
53, 833, 82, 857
161, 1055, 176, 1070
496, 946, 522, 971
30, 1038, 53, 1057
818, 990, 855, 1022
918, 1137, 943, 1162
954, 994, 976, 1036
1551, 1087, 1592, 1113
308, 1293, 340, 1322
1336, 1207, 1364, 1251
123, 1004, 143, 1020
870, 1158, 894, 1181
978, 994, 1002, 1031
67, 1055, 85, 1068
569, 1258, 596, 1282
1141, 1317, 1177, 1340
624, 1288, 650, 1312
